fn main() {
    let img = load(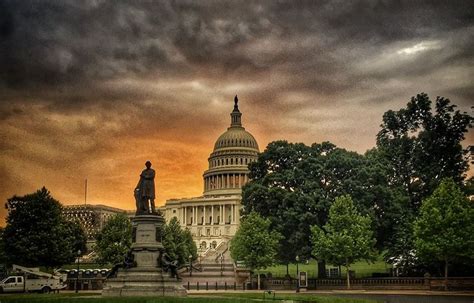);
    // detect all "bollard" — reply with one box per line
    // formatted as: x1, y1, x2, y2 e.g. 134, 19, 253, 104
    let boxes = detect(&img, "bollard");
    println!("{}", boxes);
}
197, 282, 200, 291
225, 282, 227, 290
215, 281, 218, 290
234, 282, 236, 290
187, 281, 190, 290
206, 281, 209, 290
